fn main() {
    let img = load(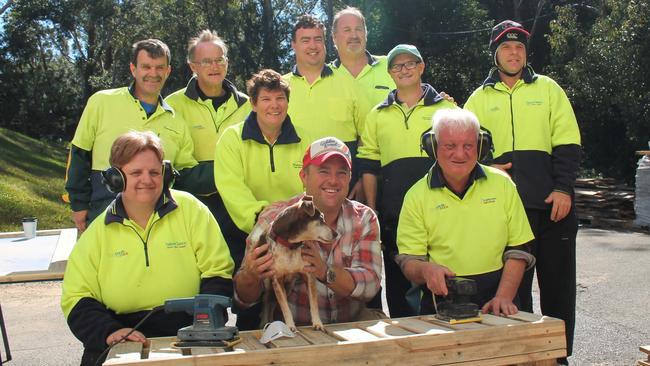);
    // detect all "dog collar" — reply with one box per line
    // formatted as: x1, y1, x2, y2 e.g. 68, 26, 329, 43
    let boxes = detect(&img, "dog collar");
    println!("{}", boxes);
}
269, 229, 294, 248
